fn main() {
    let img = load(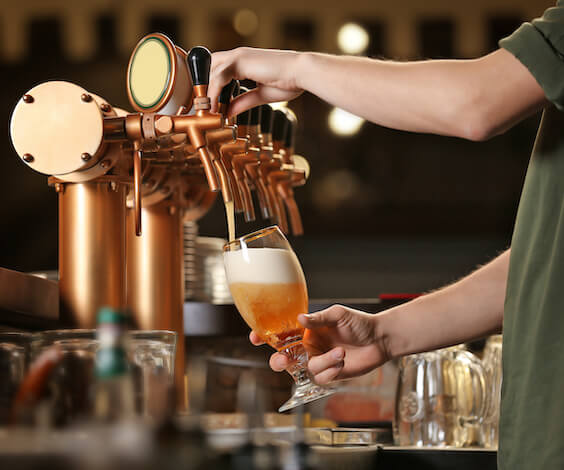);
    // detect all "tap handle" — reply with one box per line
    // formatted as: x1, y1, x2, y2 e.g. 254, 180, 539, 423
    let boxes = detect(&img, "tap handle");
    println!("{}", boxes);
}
260, 104, 274, 134
249, 104, 262, 126
272, 109, 288, 142
187, 46, 212, 86
283, 108, 297, 149
219, 79, 238, 105
236, 86, 251, 126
